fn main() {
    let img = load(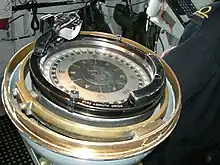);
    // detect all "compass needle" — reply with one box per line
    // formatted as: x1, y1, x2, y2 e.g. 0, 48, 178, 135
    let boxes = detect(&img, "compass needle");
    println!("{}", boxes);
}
73, 78, 82, 82
113, 68, 120, 72
70, 71, 75, 74
99, 86, 103, 93
115, 80, 126, 86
